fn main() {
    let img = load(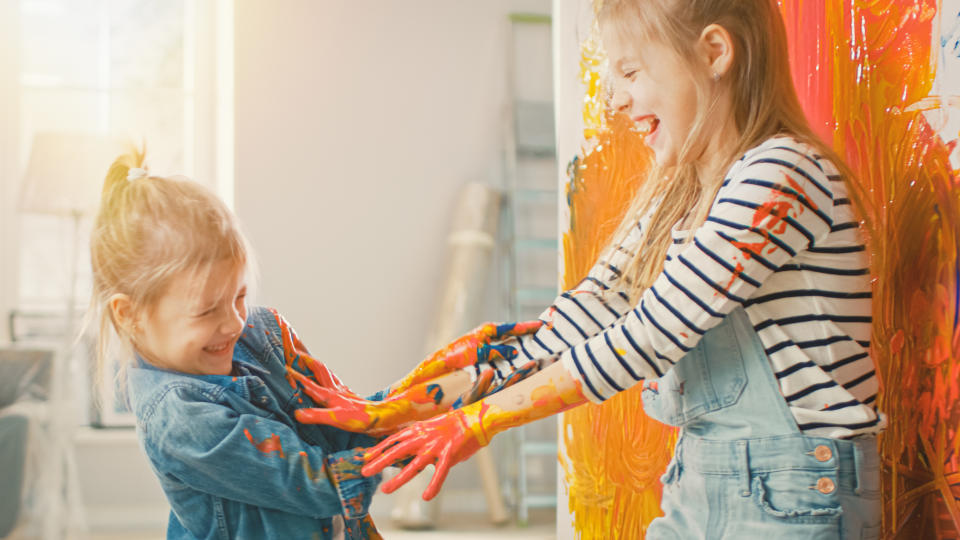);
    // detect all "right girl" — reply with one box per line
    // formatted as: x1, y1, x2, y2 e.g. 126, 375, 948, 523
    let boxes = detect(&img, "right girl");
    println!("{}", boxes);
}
304, 0, 886, 537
